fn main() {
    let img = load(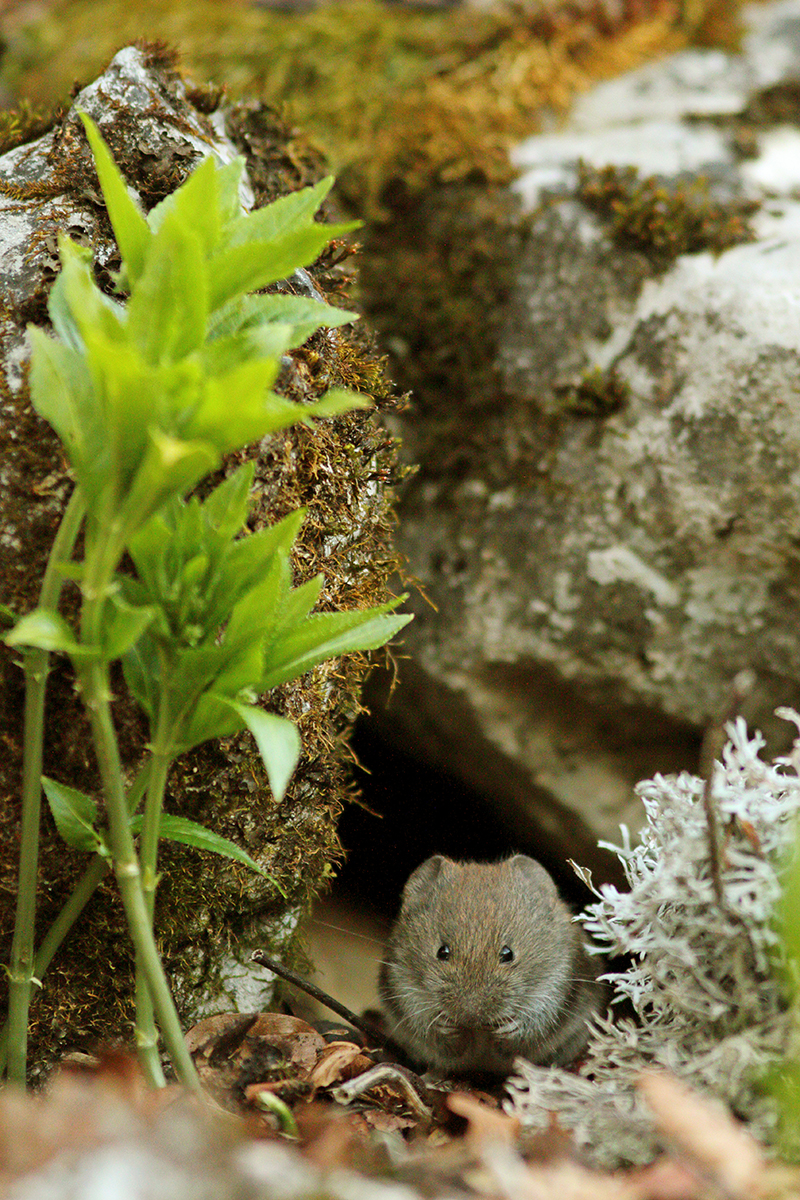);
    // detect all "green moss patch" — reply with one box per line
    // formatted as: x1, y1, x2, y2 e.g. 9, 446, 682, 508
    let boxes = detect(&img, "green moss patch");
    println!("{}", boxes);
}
576, 160, 759, 269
